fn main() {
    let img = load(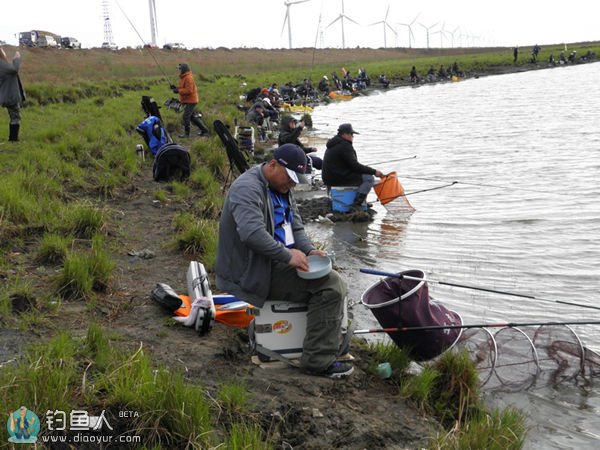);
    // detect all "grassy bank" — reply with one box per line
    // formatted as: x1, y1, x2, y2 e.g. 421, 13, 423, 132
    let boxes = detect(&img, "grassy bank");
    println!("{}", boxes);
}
3, 43, 594, 447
